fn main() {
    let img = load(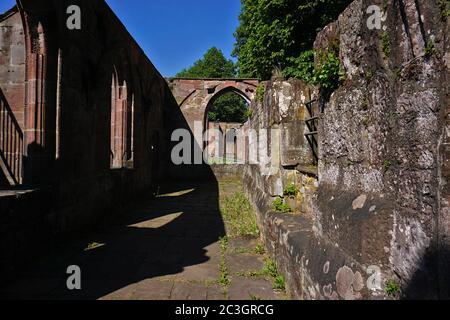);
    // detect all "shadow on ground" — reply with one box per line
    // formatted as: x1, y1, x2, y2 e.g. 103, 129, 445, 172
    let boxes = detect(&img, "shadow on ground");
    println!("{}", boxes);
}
0, 179, 226, 300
